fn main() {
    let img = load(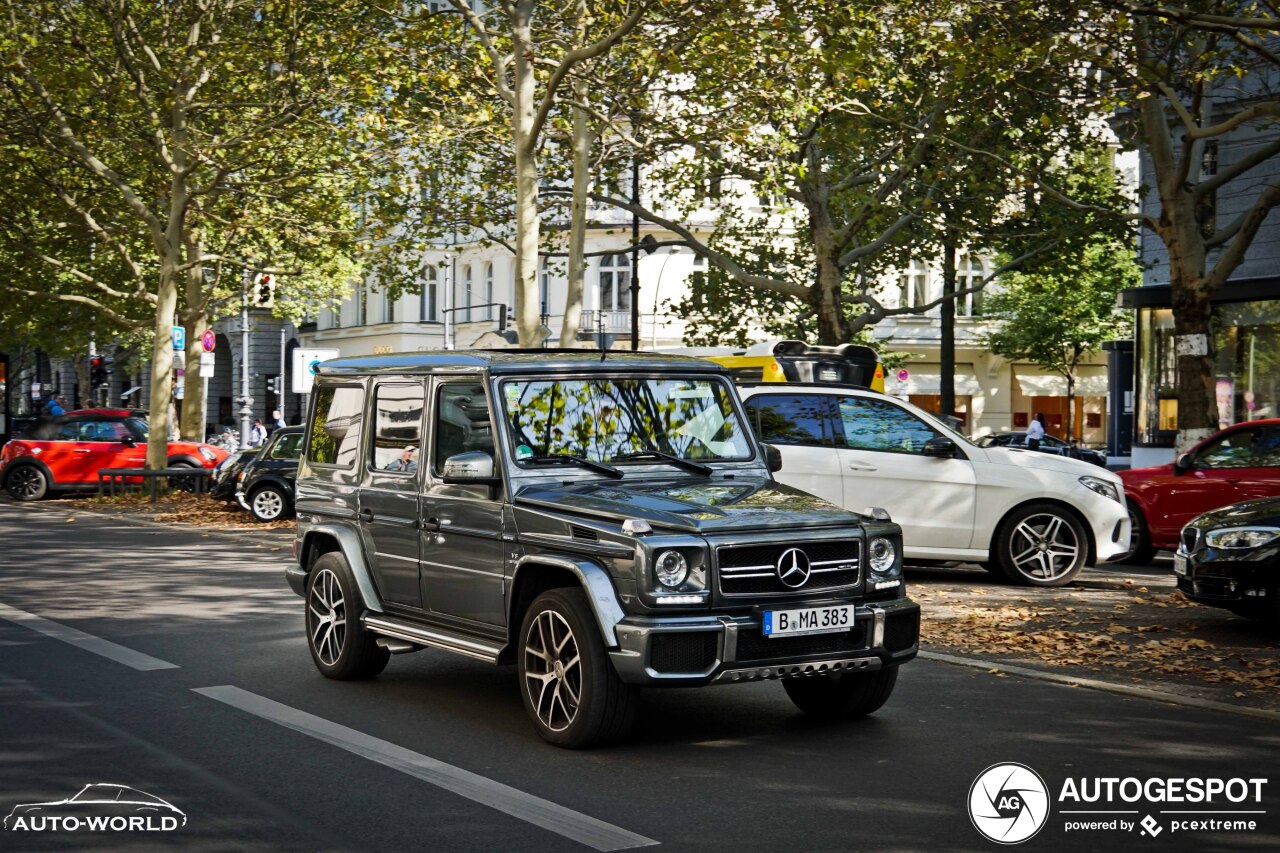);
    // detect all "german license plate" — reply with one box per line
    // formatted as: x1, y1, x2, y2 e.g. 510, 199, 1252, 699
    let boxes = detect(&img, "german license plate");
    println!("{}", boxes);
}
762, 605, 855, 638
1174, 553, 1189, 576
